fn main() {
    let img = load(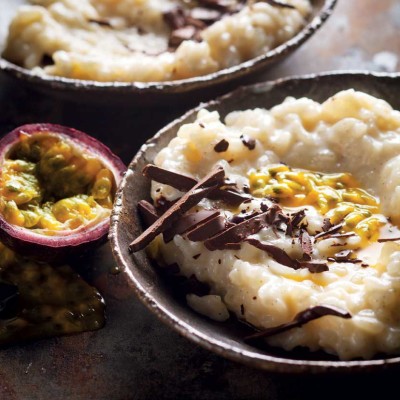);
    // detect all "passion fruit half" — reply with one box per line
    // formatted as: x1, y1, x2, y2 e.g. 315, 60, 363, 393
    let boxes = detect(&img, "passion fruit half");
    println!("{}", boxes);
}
0, 123, 126, 262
